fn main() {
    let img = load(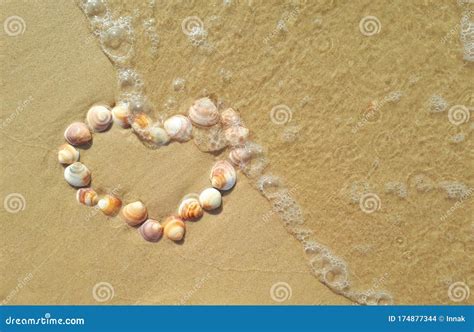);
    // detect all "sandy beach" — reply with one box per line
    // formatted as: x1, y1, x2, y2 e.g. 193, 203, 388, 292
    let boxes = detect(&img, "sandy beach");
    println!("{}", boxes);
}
1, 0, 472, 305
